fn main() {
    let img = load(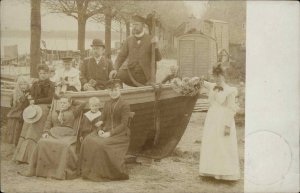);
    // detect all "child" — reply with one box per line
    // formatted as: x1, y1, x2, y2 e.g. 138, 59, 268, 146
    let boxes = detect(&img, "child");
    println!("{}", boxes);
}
161, 64, 181, 84
5, 76, 31, 146
14, 64, 55, 164
77, 97, 102, 151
